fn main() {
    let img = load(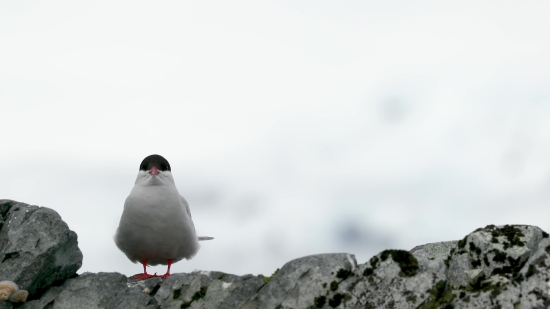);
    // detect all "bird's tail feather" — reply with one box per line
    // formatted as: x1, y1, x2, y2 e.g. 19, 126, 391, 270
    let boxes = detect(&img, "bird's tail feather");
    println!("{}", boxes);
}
198, 236, 214, 241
